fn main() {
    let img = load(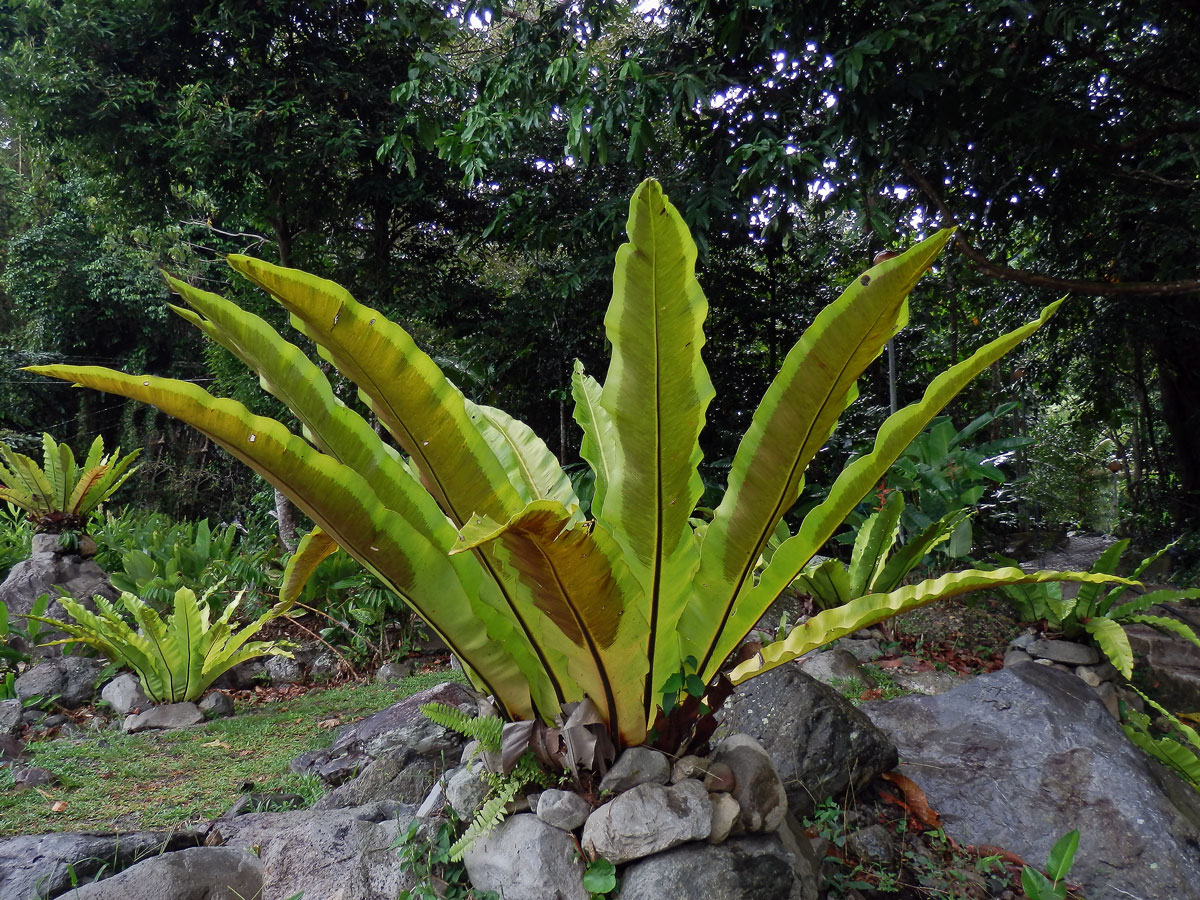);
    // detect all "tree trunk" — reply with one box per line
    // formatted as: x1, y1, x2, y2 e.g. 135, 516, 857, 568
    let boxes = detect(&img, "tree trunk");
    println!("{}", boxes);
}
272, 220, 300, 551
274, 487, 299, 552
1154, 332, 1200, 527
